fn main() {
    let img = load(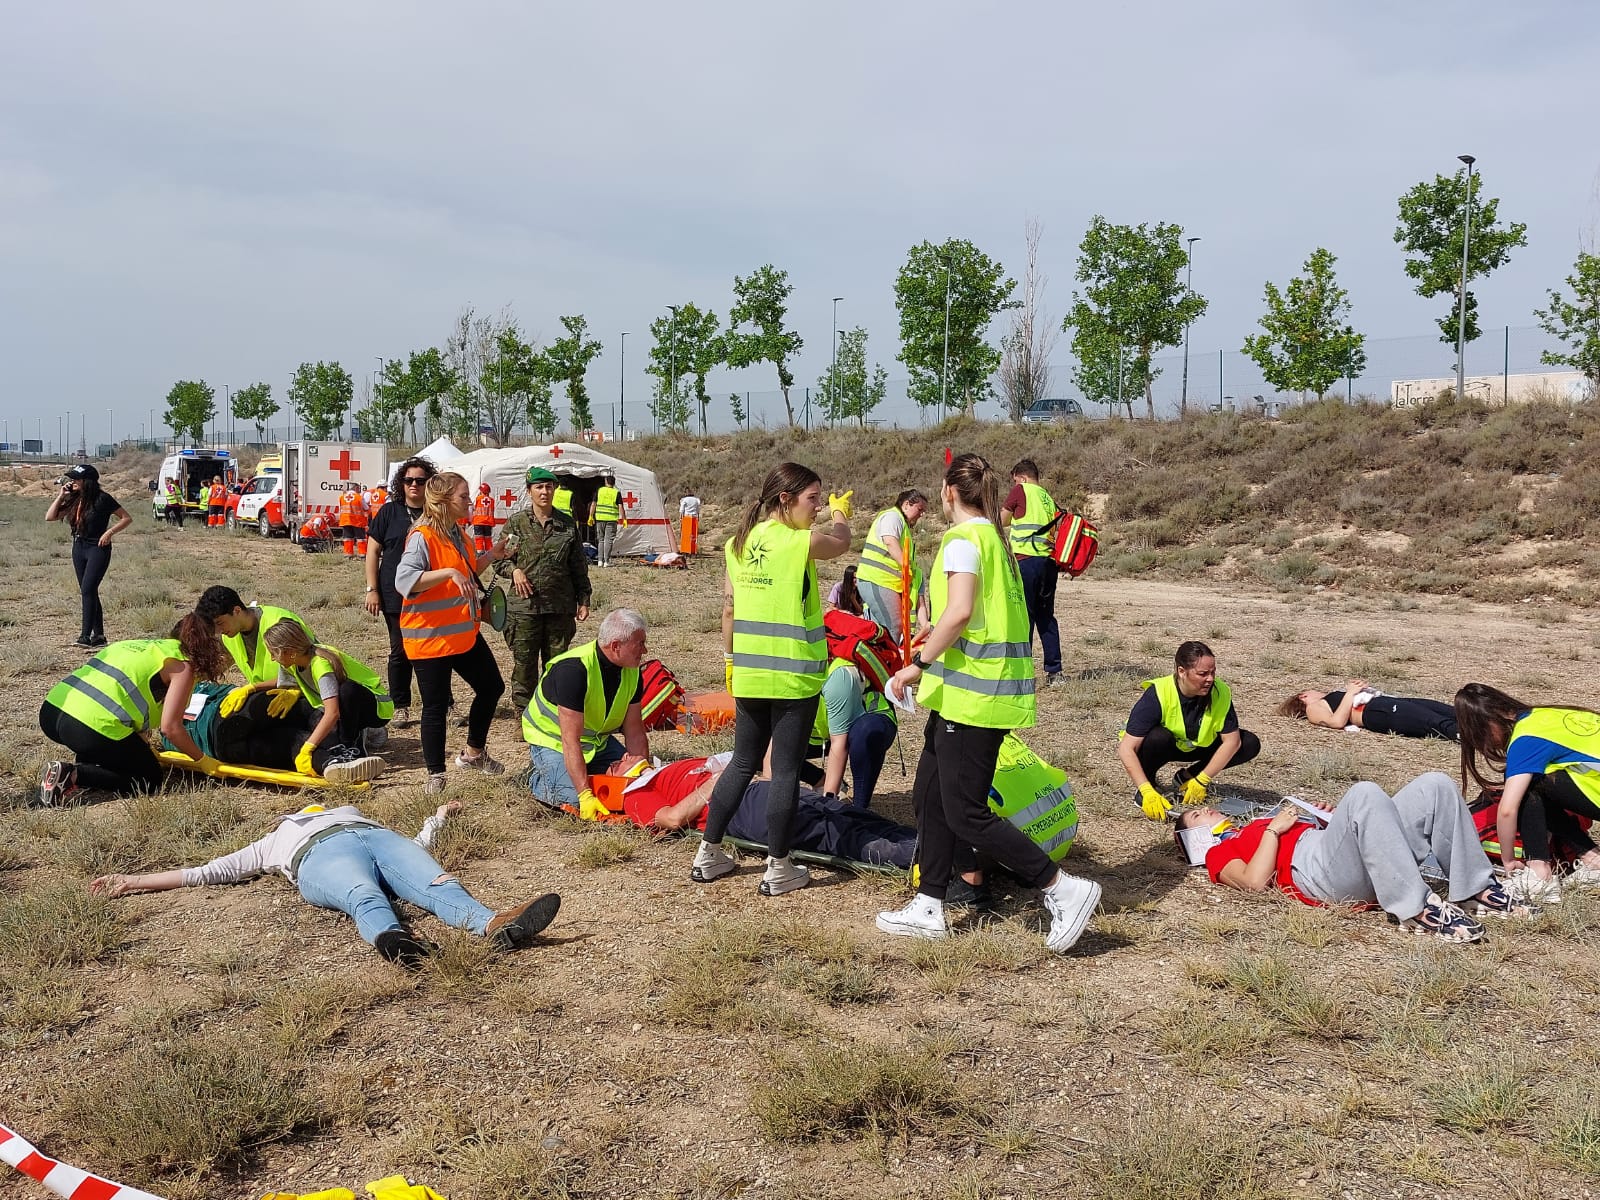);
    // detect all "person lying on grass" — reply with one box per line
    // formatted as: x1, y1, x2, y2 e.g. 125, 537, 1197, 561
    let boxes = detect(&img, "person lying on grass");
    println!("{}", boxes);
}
1174, 772, 1537, 944
1278, 680, 1458, 741
89, 800, 559, 969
